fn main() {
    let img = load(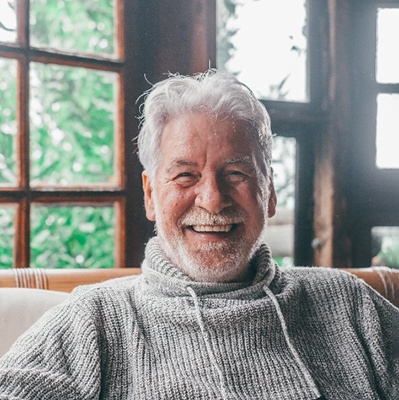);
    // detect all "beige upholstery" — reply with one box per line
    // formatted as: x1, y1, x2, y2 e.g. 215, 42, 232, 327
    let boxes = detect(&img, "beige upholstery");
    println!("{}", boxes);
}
0, 288, 69, 357
0, 266, 398, 358
0, 268, 140, 293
